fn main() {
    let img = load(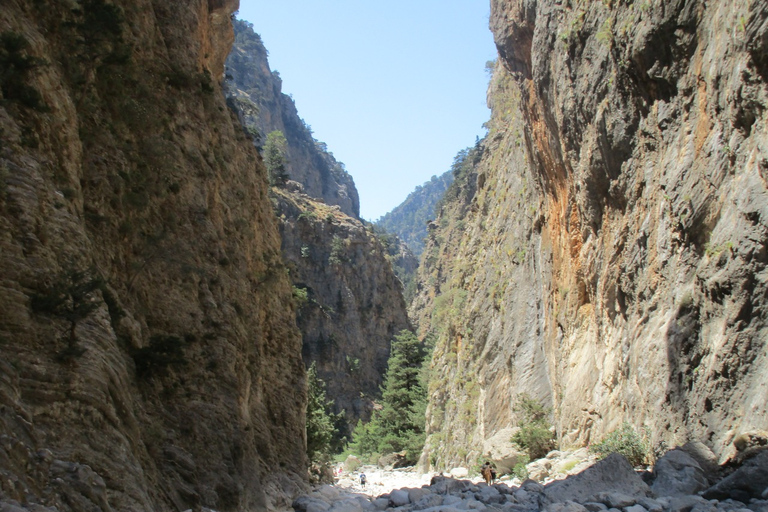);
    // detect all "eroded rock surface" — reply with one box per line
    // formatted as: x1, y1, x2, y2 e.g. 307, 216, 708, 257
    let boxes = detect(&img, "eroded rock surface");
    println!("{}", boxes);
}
412, 0, 768, 466
0, 1, 305, 510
